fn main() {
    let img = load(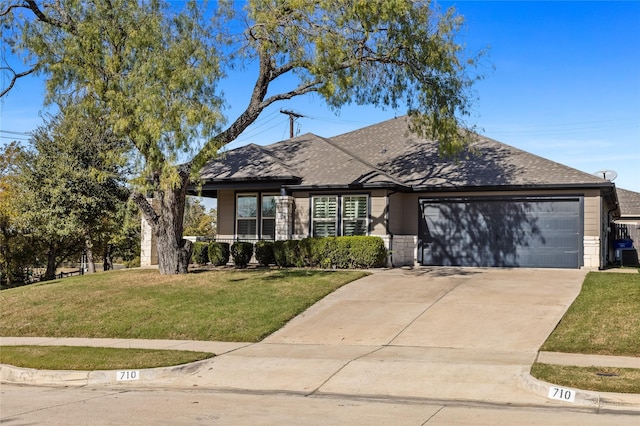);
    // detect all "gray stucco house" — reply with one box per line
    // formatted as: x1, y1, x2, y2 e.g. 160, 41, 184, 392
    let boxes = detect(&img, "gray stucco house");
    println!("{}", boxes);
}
185, 117, 621, 269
